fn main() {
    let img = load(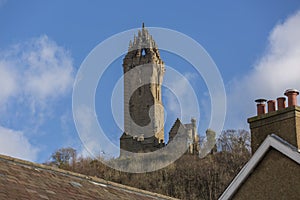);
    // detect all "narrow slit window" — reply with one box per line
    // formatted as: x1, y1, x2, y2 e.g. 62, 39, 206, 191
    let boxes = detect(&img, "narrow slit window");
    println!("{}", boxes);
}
142, 48, 146, 56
